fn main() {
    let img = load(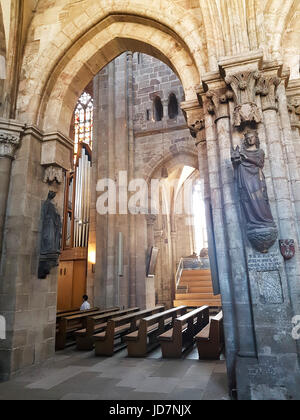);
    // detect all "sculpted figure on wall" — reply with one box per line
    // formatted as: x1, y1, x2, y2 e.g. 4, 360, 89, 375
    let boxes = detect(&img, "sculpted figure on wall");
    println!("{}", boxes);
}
231, 130, 278, 253
38, 191, 62, 278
